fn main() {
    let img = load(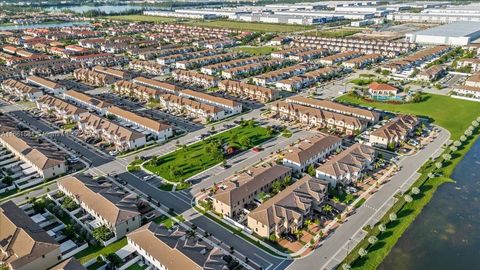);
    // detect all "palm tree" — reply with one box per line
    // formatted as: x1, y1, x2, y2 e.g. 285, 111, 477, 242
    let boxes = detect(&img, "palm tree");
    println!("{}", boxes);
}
404, 194, 413, 203
322, 204, 333, 214
389, 213, 397, 222
368, 236, 378, 245
378, 224, 386, 232
358, 248, 368, 257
